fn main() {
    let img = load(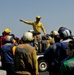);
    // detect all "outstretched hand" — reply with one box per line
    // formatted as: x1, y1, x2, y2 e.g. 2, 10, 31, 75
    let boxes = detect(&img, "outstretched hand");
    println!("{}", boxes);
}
19, 19, 23, 22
